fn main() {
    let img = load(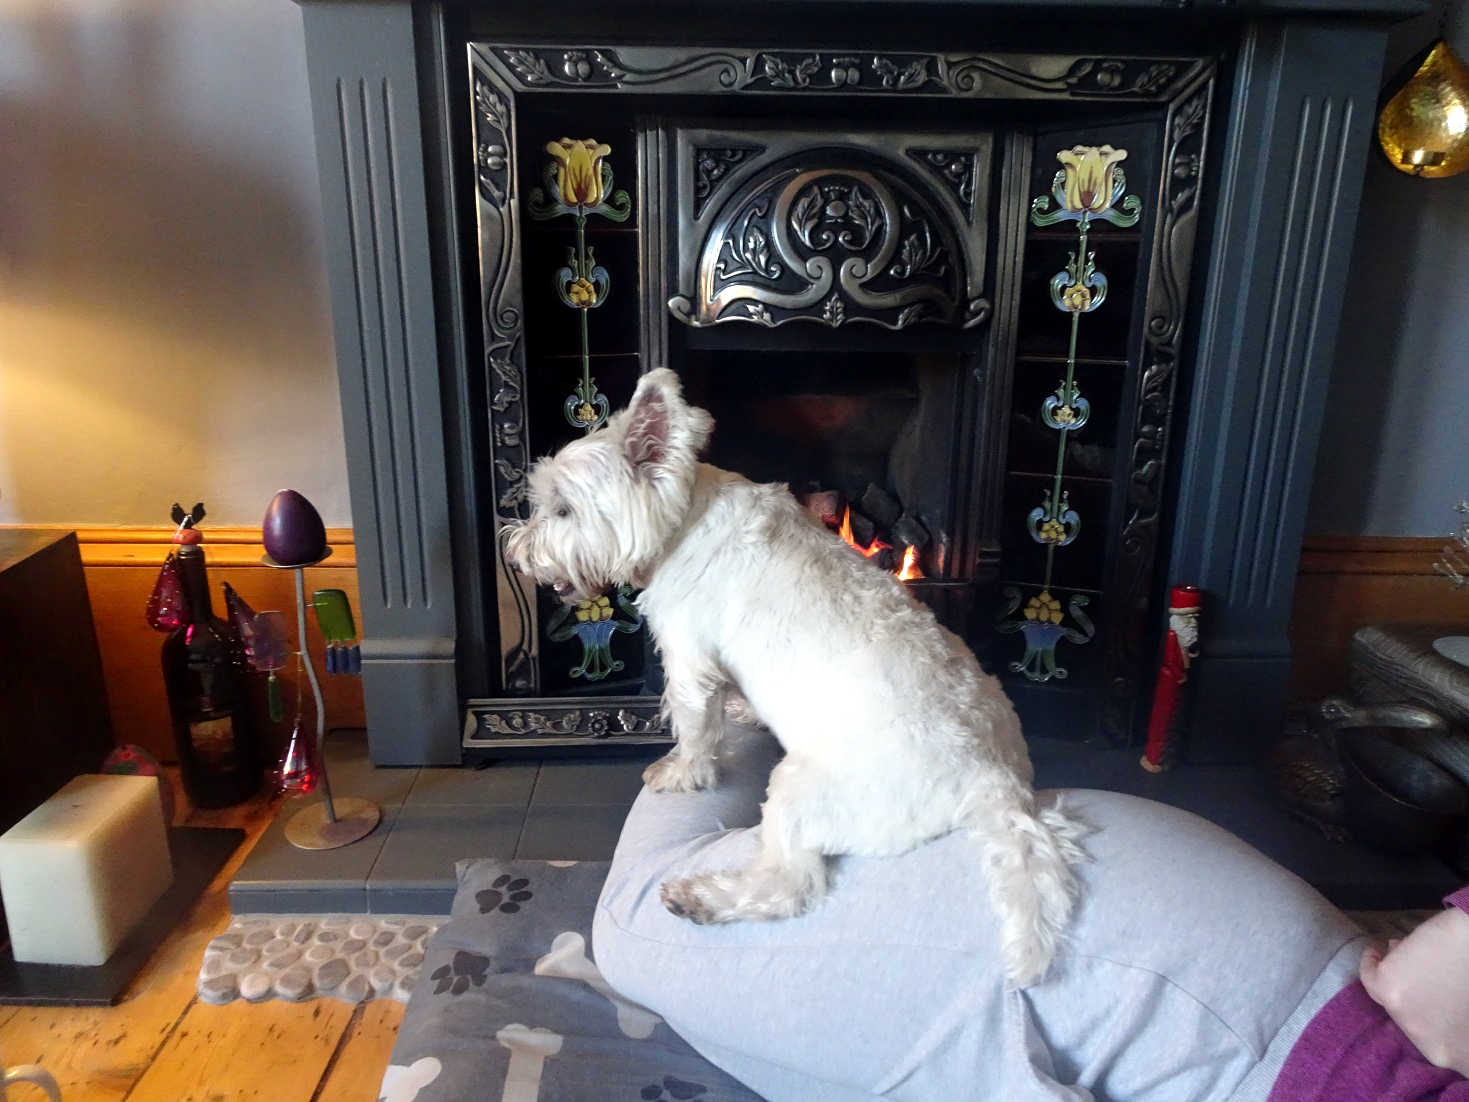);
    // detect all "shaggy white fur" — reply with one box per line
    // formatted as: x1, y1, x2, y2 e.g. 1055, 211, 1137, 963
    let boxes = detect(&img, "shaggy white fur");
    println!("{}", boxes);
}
505, 369, 1087, 987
